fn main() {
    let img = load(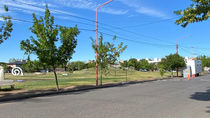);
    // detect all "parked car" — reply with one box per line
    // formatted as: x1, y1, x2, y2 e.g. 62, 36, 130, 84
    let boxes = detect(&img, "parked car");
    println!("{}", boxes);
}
140, 69, 147, 72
